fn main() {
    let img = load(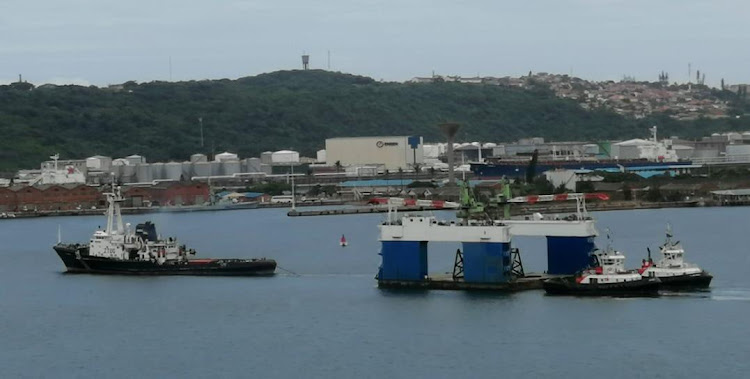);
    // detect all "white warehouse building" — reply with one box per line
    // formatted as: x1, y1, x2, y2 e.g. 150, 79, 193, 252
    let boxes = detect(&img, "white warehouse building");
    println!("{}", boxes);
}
325, 136, 424, 171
